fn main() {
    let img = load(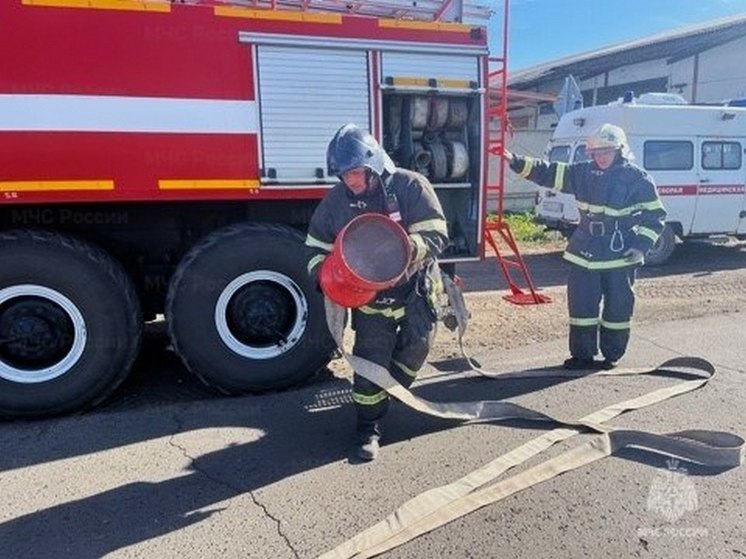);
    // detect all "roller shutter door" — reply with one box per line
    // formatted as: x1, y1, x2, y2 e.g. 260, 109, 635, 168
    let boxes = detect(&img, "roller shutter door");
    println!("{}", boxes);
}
381, 52, 479, 84
257, 46, 370, 182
